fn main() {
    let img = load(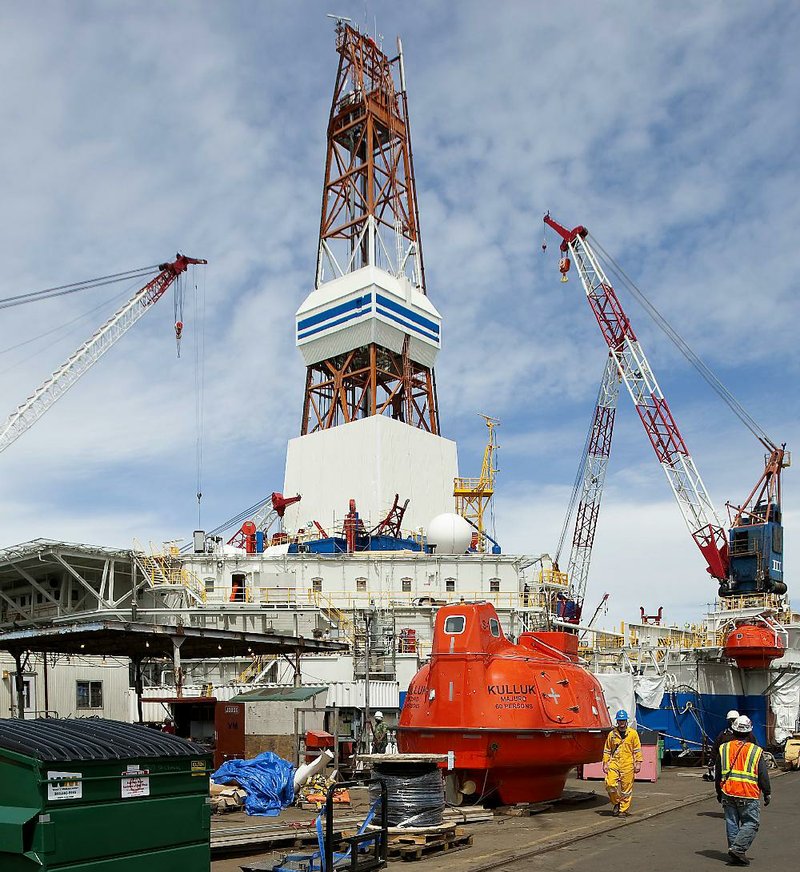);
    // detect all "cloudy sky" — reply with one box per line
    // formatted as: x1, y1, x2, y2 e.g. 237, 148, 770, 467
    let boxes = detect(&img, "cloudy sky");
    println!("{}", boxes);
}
0, 1, 797, 629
